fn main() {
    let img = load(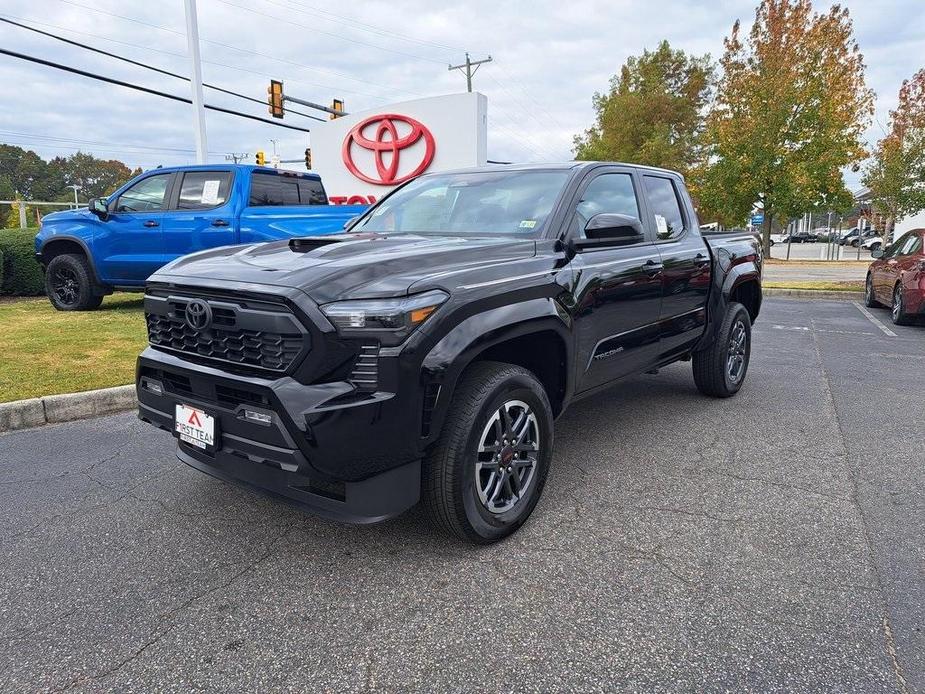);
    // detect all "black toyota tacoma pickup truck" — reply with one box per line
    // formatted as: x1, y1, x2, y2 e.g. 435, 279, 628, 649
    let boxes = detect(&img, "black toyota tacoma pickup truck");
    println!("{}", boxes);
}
136, 162, 761, 543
